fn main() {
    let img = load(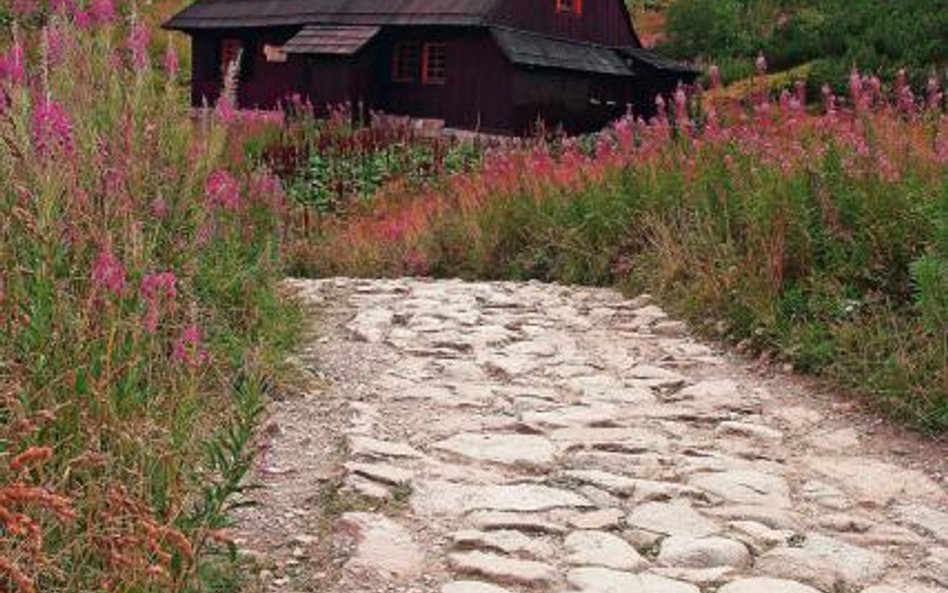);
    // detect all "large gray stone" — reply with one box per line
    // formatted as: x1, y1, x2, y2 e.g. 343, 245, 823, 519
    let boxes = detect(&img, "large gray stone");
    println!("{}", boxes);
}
895, 504, 948, 543
657, 535, 751, 569
467, 511, 567, 535
350, 436, 424, 459
564, 530, 648, 570
448, 551, 556, 586
432, 432, 556, 470
413, 481, 593, 515
802, 533, 886, 586
566, 567, 700, 593
627, 501, 719, 538
452, 529, 554, 559
441, 582, 514, 593
551, 427, 669, 454
338, 512, 423, 577
756, 547, 843, 592
806, 457, 945, 506
688, 470, 791, 508
718, 577, 821, 593
347, 308, 395, 343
